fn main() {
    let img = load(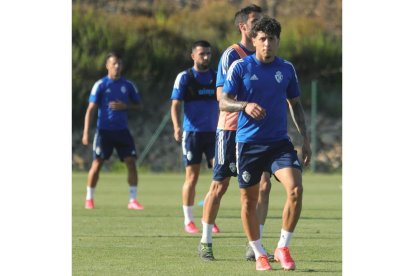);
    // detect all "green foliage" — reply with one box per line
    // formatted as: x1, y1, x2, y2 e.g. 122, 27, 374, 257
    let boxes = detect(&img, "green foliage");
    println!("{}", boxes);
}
72, 2, 342, 127
279, 17, 342, 117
